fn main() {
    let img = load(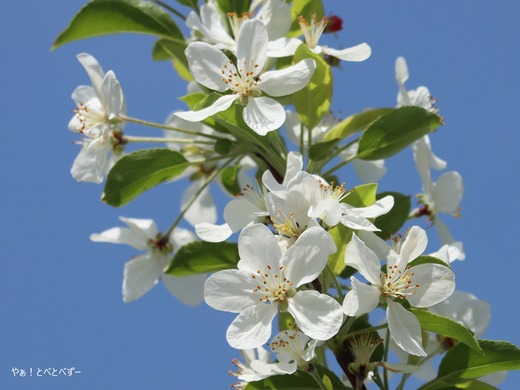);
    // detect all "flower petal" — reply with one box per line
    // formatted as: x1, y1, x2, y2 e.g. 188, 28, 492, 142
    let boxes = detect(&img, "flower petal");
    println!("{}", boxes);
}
227, 304, 278, 349
122, 253, 162, 303
322, 43, 371, 62
288, 290, 343, 341
181, 181, 217, 225
77, 53, 105, 98
237, 19, 268, 78
283, 226, 336, 286
162, 273, 205, 306
342, 277, 380, 316
386, 300, 426, 356
185, 42, 233, 91
344, 233, 381, 285
243, 96, 285, 135
175, 94, 238, 122
204, 269, 259, 313
258, 59, 316, 97
237, 224, 282, 274
406, 263, 455, 308
195, 222, 233, 242
433, 171, 463, 214
224, 198, 266, 232
398, 226, 427, 267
